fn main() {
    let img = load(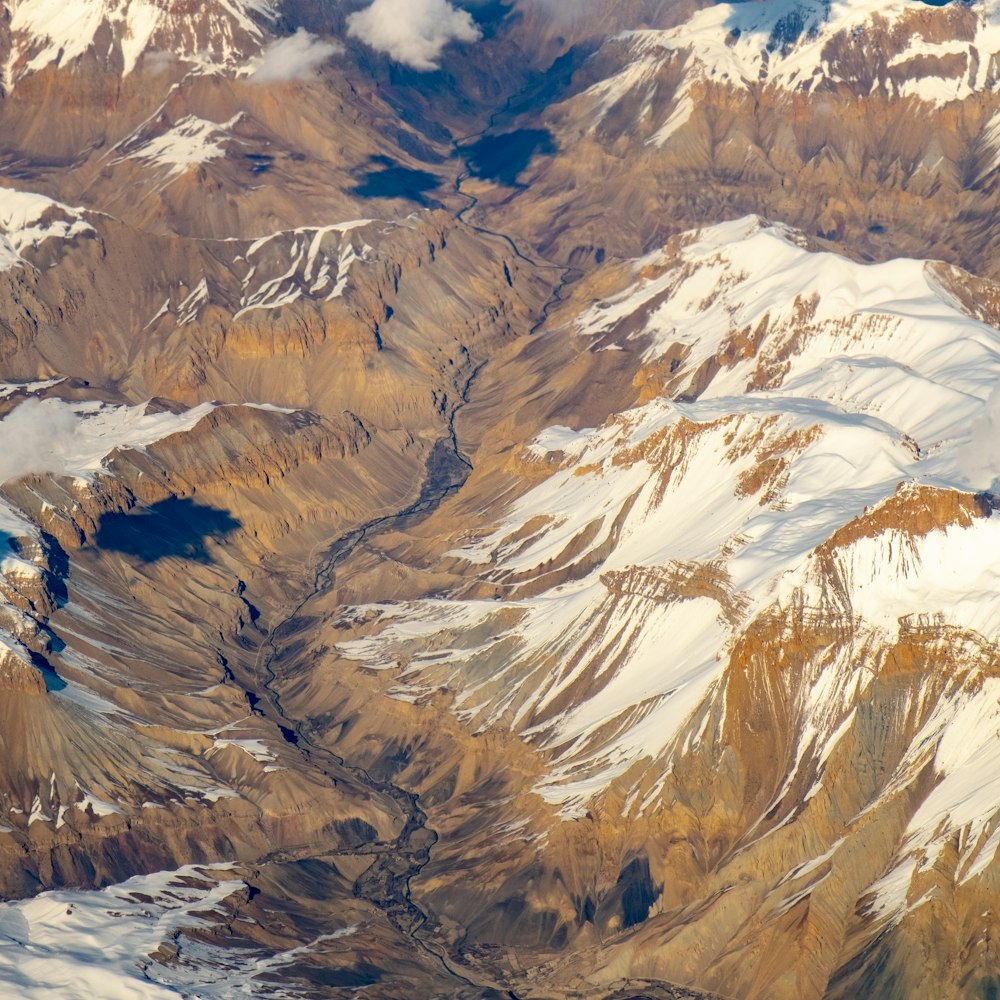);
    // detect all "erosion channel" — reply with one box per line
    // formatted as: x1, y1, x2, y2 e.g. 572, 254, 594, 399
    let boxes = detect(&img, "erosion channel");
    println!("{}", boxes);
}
236, 361, 514, 995
227, 125, 707, 999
